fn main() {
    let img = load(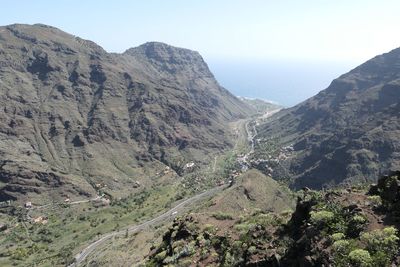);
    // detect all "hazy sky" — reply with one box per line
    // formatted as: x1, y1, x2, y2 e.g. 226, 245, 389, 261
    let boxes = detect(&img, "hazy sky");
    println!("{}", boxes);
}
2, 1, 400, 105
2, 0, 400, 61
